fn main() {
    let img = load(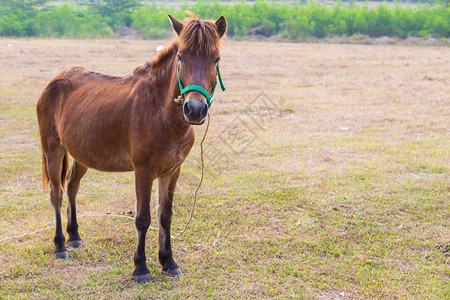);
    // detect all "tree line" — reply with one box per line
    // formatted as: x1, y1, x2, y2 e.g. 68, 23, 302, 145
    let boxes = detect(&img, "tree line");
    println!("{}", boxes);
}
0, 0, 448, 39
